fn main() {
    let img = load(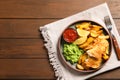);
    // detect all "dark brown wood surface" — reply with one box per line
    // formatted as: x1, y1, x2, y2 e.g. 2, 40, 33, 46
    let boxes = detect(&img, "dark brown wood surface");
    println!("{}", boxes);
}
0, 0, 119, 80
